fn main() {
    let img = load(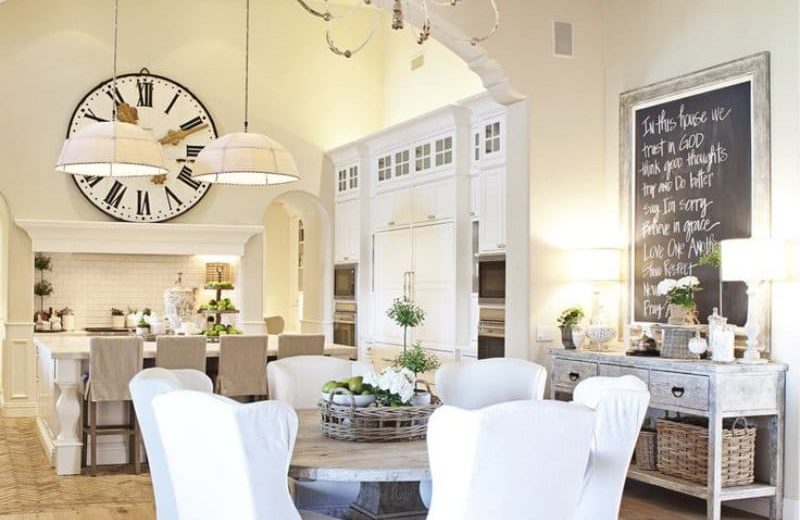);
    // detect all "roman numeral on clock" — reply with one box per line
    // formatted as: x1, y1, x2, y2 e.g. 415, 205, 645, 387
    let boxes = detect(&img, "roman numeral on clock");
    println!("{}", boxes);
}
104, 181, 127, 209
137, 80, 154, 108
180, 116, 203, 131
83, 175, 103, 188
84, 109, 108, 123
136, 190, 151, 216
105, 87, 125, 105
178, 166, 202, 191
165, 186, 183, 211
186, 145, 204, 158
164, 93, 179, 114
